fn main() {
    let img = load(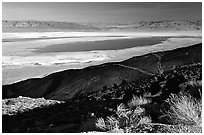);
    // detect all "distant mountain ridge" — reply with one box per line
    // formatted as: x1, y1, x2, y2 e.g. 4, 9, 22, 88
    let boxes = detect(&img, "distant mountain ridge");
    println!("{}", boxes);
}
2, 20, 202, 32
